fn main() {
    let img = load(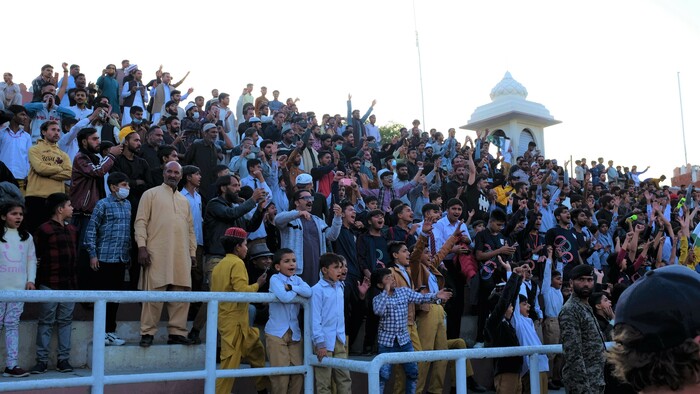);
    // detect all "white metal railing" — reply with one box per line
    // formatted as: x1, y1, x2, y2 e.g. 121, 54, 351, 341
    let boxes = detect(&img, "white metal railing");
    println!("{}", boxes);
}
312, 341, 616, 393
0, 290, 615, 394
0, 290, 313, 394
